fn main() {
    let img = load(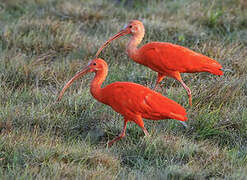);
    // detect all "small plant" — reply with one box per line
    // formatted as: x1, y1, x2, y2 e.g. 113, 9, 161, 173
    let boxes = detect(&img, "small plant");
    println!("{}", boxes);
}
207, 9, 223, 28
